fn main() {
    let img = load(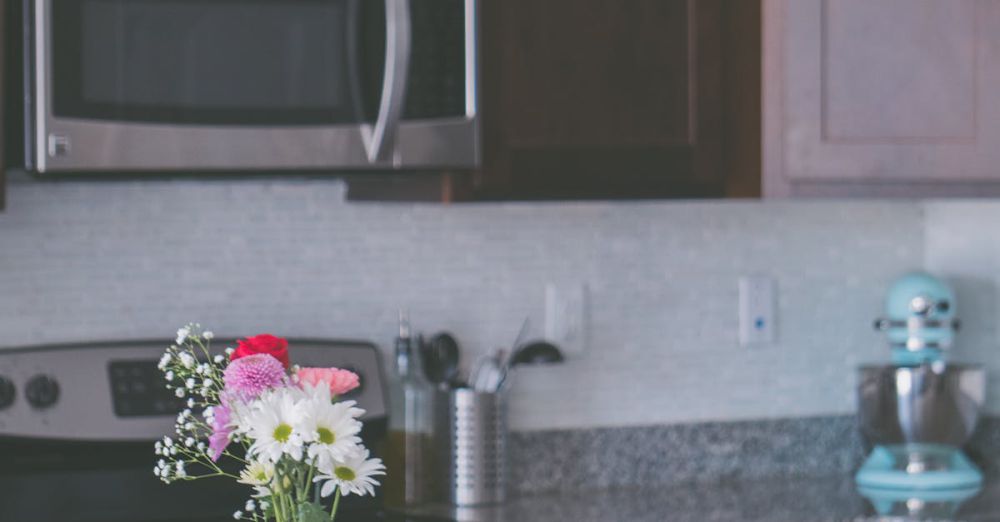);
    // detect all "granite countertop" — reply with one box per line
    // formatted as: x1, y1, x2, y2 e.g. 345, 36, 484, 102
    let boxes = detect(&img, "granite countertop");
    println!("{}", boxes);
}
395, 476, 1000, 522
388, 416, 1000, 522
